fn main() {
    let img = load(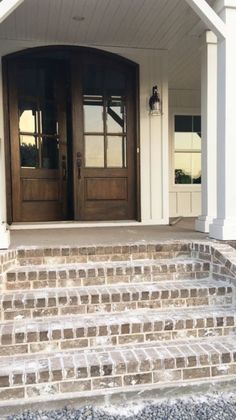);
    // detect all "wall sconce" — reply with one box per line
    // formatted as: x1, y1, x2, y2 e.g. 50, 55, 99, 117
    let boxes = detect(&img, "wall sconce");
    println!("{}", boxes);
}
149, 85, 161, 116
